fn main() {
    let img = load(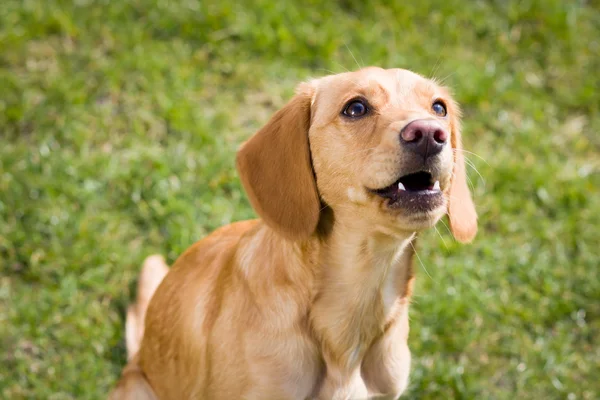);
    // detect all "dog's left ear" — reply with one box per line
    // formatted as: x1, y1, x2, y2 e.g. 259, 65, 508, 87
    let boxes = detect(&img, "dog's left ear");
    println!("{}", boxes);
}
448, 117, 478, 243
236, 83, 320, 241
